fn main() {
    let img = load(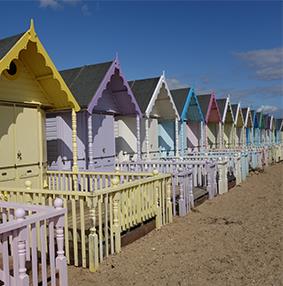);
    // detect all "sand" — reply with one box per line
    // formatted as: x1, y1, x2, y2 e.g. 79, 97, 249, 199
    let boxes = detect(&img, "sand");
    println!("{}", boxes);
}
68, 163, 283, 286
